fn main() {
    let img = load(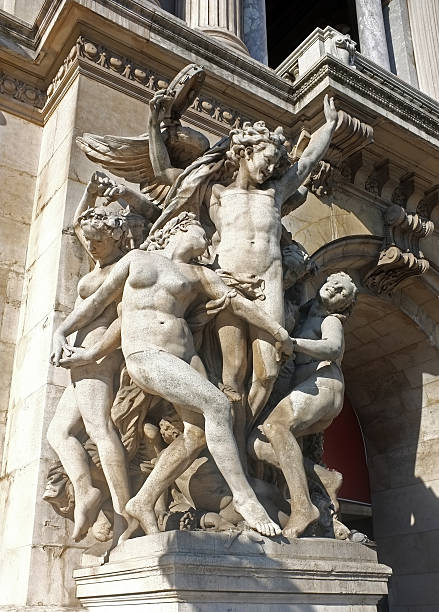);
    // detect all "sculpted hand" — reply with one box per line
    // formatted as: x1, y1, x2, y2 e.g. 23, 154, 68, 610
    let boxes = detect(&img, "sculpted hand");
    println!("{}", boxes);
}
323, 94, 338, 128
59, 345, 95, 369
87, 171, 115, 197
50, 333, 67, 367
149, 89, 174, 124
274, 327, 295, 363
